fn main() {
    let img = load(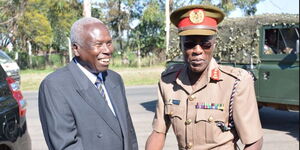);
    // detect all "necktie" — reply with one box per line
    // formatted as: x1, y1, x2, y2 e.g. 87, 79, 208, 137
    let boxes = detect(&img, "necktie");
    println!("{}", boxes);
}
95, 77, 116, 116
95, 78, 107, 103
